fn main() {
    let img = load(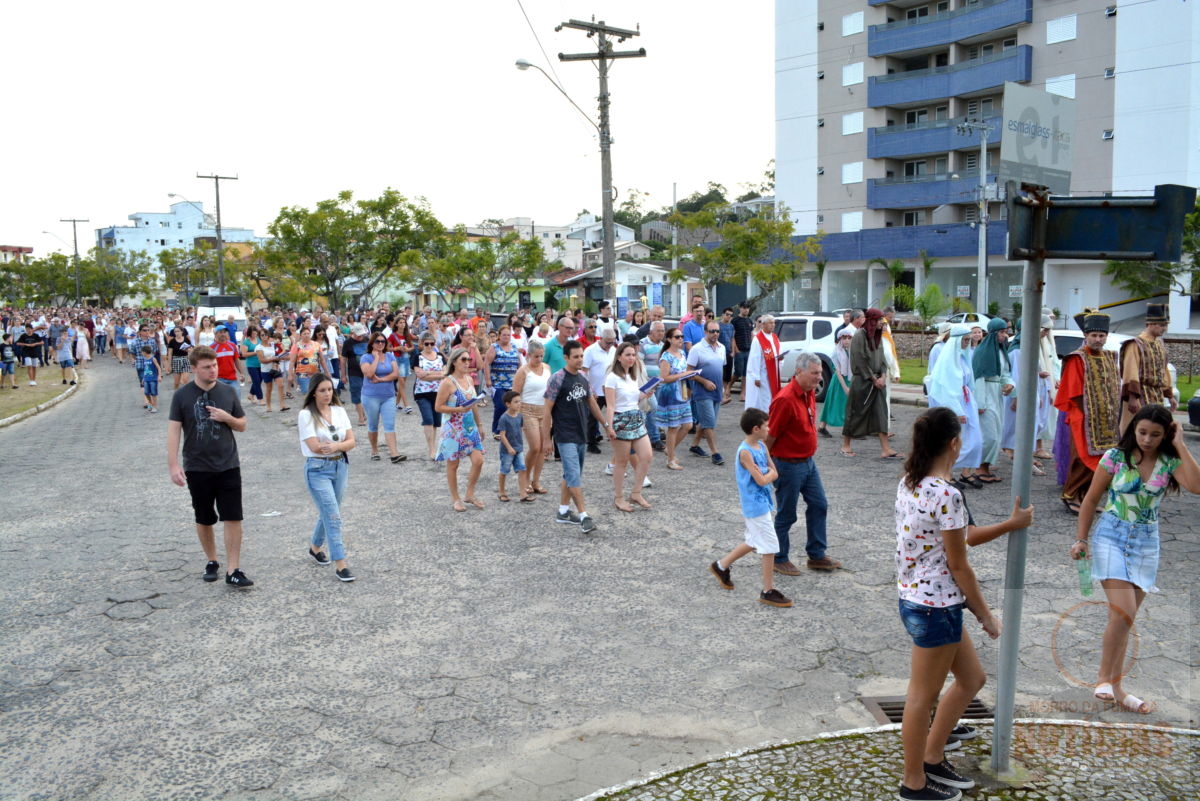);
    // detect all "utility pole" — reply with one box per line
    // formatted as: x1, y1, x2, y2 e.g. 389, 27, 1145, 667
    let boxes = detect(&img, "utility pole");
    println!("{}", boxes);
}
956, 120, 992, 312
196, 173, 238, 294
59, 217, 89, 306
556, 18, 645, 307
